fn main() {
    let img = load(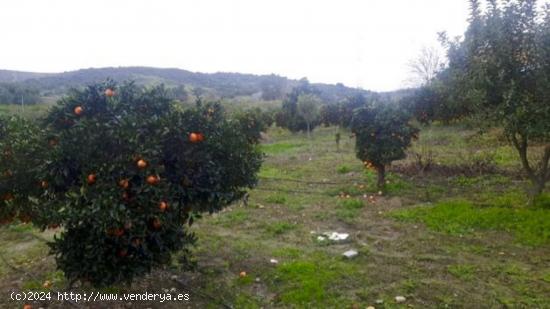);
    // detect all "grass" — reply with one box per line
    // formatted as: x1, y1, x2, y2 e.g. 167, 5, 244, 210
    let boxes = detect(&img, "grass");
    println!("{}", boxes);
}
335, 198, 365, 223
270, 255, 357, 306
448, 264, 477, 281
0, 124, 549, 308
263, 222, 296, 236
391, 200, 550, 245
261, 142, 304, 155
